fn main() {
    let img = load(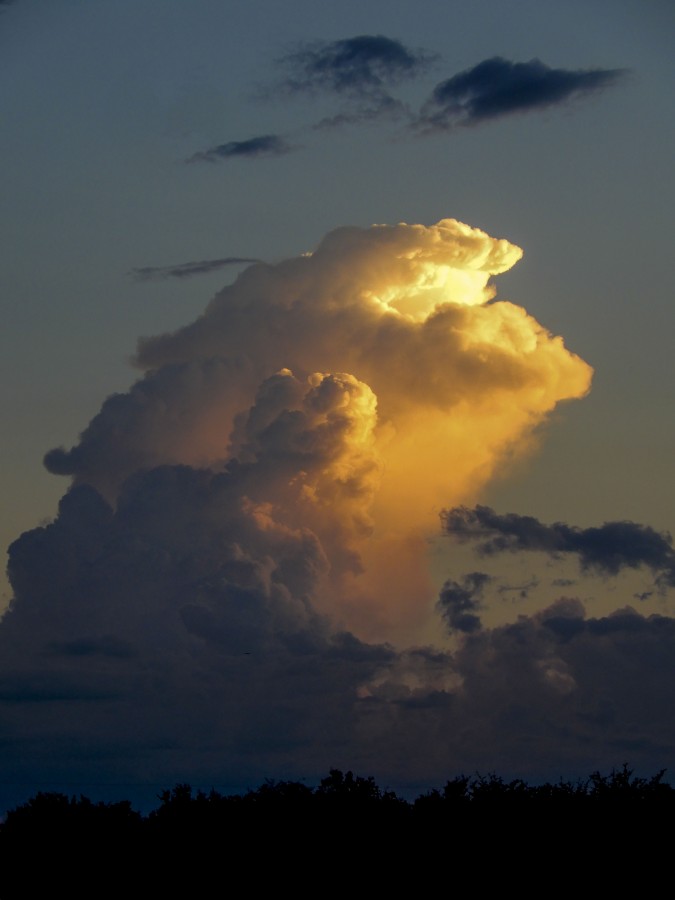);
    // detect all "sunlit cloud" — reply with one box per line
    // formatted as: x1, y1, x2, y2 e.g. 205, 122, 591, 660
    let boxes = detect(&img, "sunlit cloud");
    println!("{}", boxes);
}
416, 57, 627, 132
43, 218, 592, 642
4, 216, 626, 799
